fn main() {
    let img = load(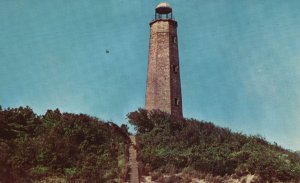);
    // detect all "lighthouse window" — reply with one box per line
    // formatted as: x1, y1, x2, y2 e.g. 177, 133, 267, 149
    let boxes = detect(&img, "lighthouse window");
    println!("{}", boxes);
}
173, 36, 177, 43
174, 98, 180, 106
172, 65, 179, 73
